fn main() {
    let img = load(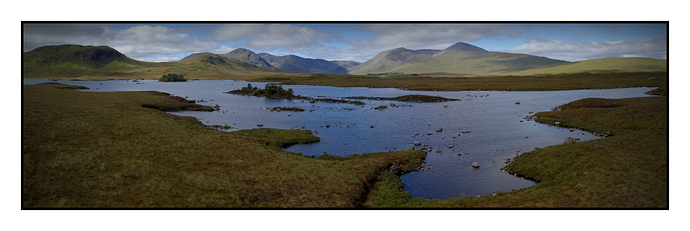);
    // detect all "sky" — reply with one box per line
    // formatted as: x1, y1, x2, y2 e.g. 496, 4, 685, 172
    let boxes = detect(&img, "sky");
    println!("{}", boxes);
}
22, 23, 667, 63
